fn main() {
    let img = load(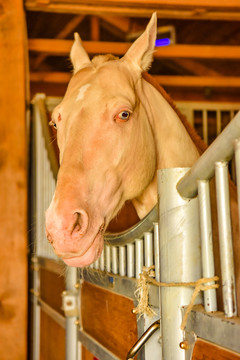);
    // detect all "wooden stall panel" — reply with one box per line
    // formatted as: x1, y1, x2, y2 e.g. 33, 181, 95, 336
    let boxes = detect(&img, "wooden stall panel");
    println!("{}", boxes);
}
40, 268, 65, 315
192, 338, 240, 360
81, 281, 138, 359
40, 310, 65, 360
